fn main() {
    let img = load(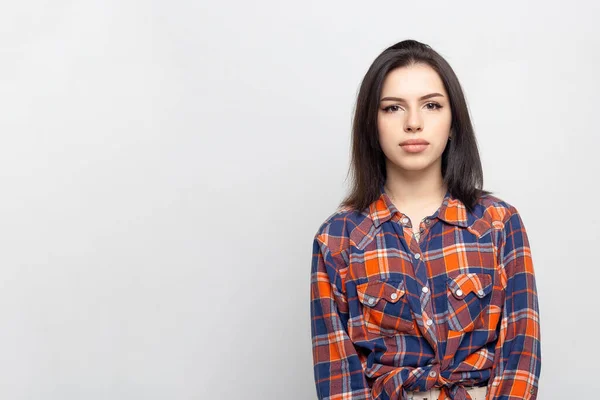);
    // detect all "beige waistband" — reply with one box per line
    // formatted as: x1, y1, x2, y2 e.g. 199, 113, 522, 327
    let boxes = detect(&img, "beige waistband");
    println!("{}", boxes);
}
406, 385, 487, 400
